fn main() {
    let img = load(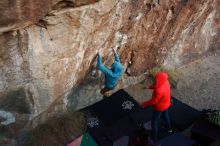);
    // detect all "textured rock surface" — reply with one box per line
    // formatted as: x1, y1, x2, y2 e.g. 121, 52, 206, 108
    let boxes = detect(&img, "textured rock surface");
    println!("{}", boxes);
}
172, 50, 220, 110
0, 0, 219, 129
0, 0, 99, 33
0, 110, 15, 125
